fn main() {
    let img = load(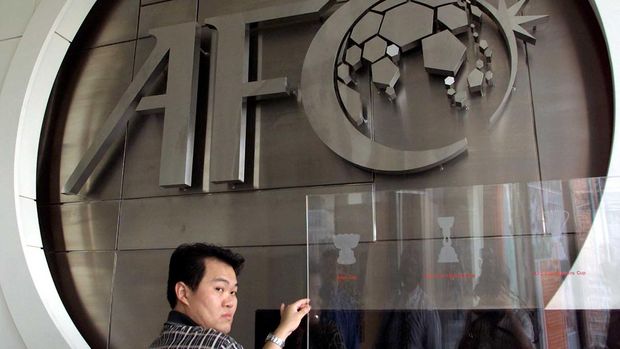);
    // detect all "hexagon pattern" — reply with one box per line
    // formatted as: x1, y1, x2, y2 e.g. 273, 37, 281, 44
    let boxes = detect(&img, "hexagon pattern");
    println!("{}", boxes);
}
422, 30, 467, 76
385, 86, 397, 100
363, 36, 388, 63
447, 88, 456, 99
485, 49, 493, 63
414, 0, 457, 8
468, 68, 484, 93
380, 2, 434, 52
444, 76, 455, 89
485, 70, 494, 86
471, 5, 483, 23
338, 63, 352, 84
350, 11, 382, 45
345, 45, 362, 71
372, 57, 400, 89
386, 44, 400, 62
454, 91, 467, 108
437, 5, 468, 35
372, 0, 407, 13
337, 0, 509, 115
479, 39, 489, 53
